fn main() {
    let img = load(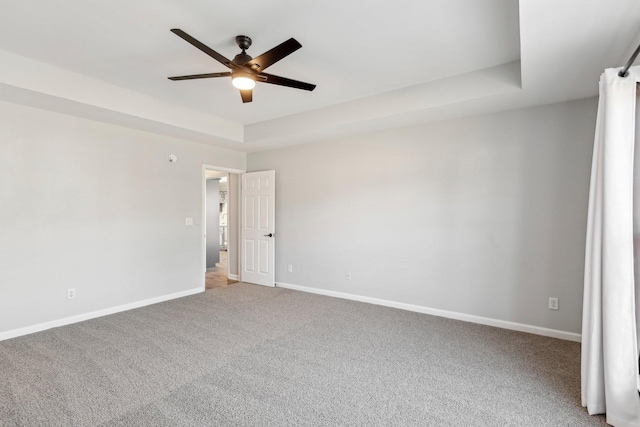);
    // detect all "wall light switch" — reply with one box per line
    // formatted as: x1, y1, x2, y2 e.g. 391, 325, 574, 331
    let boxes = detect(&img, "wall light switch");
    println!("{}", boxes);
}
185, 217, 194, 226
